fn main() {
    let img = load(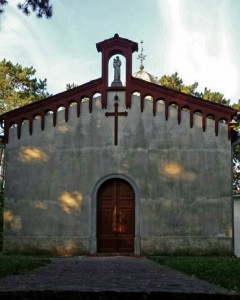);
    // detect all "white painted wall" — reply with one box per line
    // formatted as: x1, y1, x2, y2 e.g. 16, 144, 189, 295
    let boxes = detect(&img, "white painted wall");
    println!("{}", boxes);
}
2, 93, 233, 255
